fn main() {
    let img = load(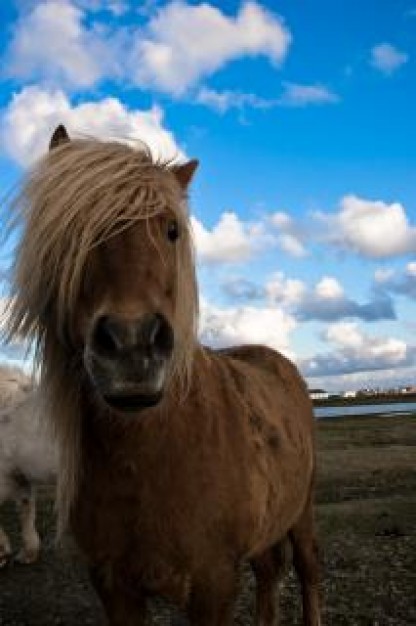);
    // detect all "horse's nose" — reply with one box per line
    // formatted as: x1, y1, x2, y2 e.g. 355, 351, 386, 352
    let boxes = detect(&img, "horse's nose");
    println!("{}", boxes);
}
91, 313, 174, 358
